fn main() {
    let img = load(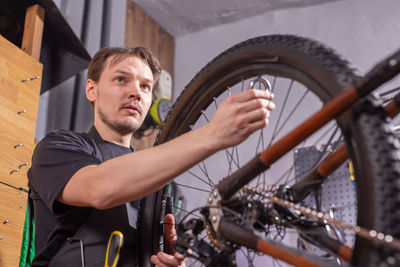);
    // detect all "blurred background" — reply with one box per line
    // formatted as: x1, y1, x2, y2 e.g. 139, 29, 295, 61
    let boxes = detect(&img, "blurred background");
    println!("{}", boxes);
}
21, 0, 400, 140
